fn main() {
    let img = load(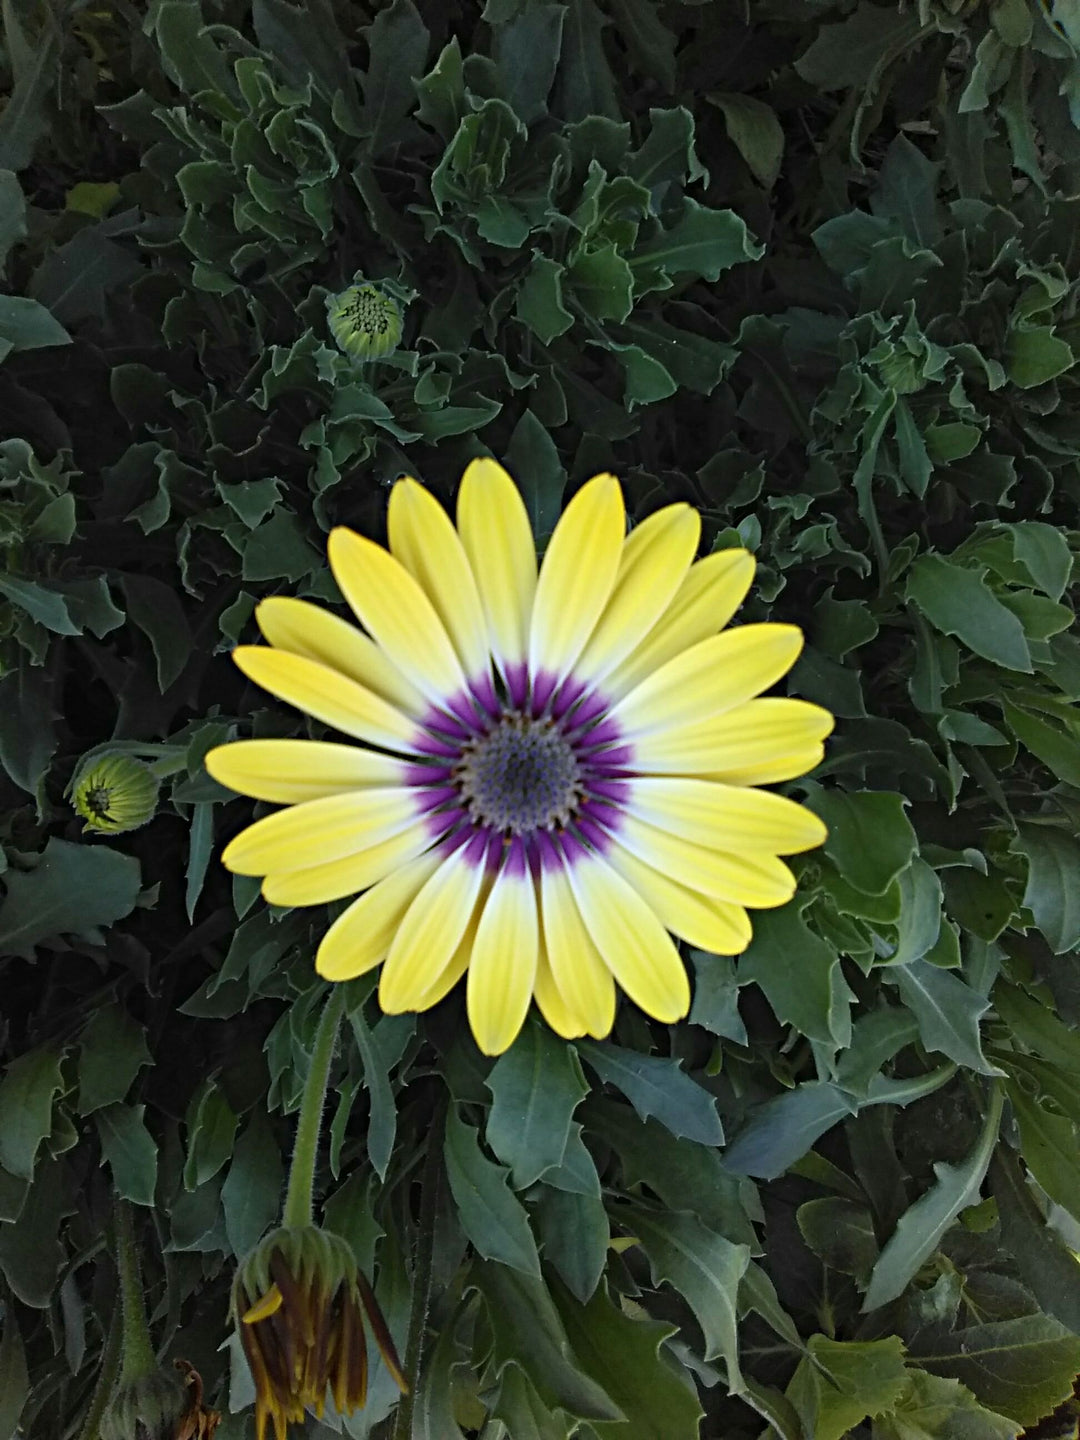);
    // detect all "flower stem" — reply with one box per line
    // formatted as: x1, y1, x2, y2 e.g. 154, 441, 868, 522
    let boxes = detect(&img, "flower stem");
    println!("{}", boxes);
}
76, 1302, 123, 1440
283, 985, 346, 1230
392, 1094, 447, 1440
114, 1200, 156, 1384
